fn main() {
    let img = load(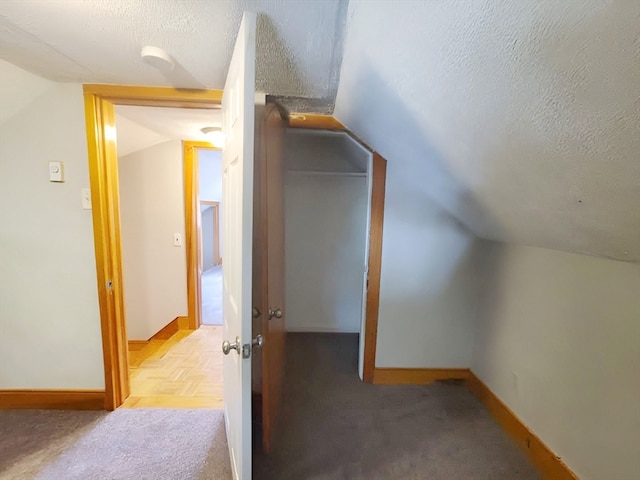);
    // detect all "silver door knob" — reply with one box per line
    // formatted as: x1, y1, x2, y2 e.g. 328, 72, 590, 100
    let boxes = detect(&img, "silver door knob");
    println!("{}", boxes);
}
222, 336, 241, 355
252, 307, 262, 318
268, 308, 282, 319
252, 335, 264, 348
